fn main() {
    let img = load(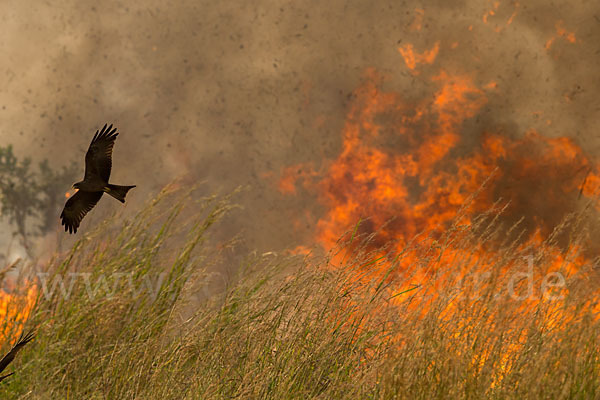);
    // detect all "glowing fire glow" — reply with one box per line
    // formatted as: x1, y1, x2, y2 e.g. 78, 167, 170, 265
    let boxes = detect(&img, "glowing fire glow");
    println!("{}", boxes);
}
278, 54, 600, 381
545, 20, 577, 50
482, 1, 519, 32
398, 42, 440, 72
0, 282, 37, 345
281, 68, 600, 255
